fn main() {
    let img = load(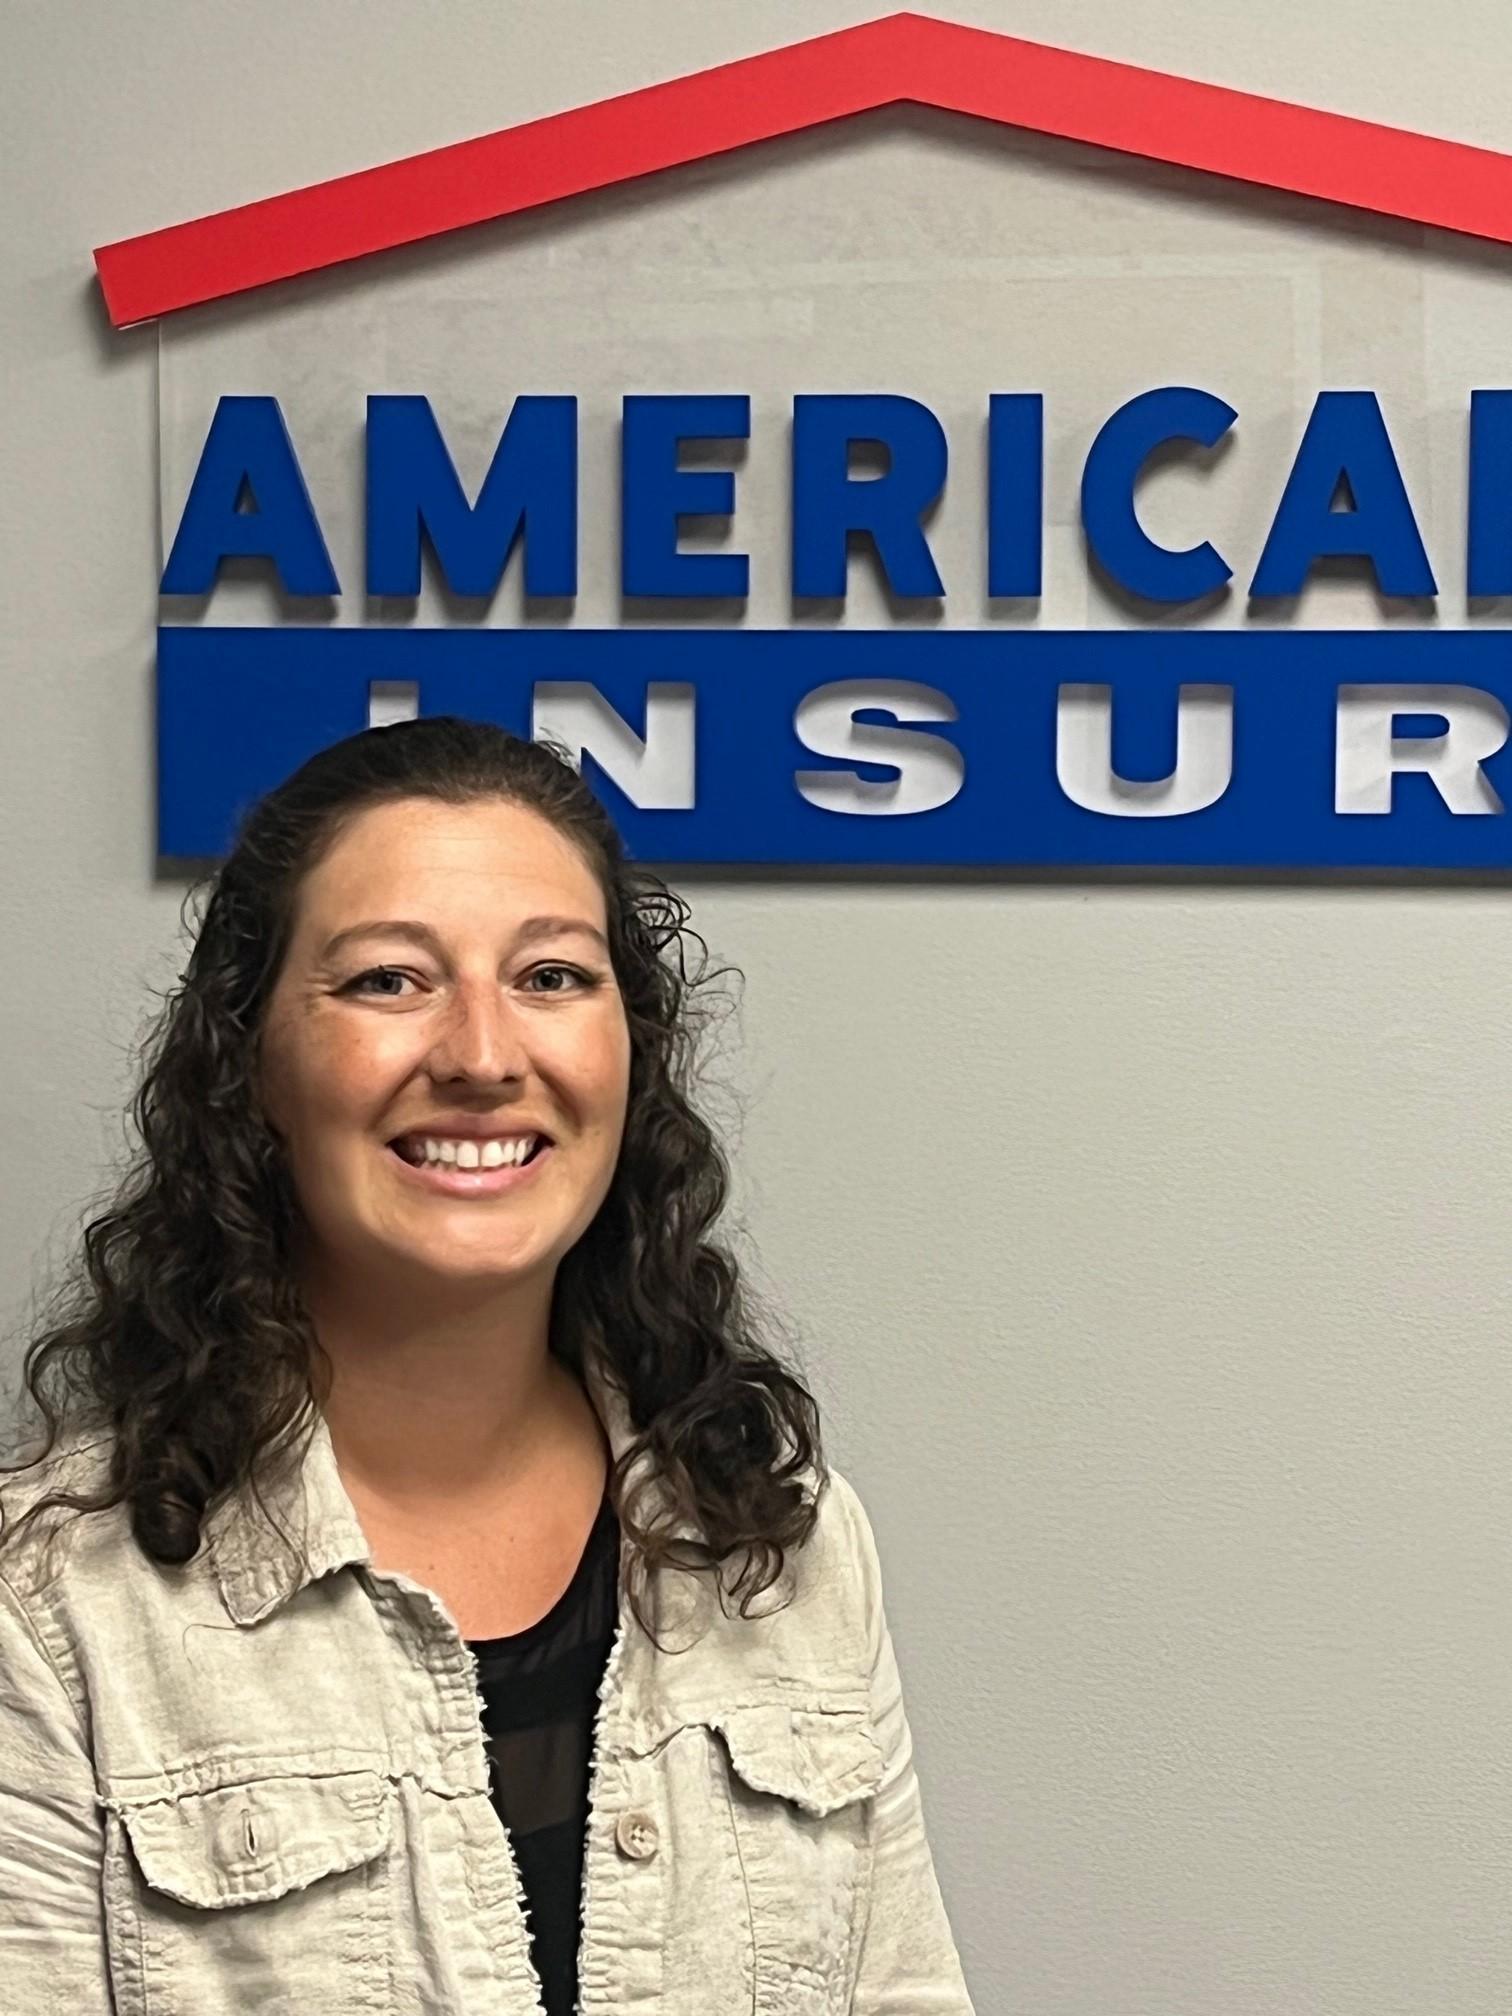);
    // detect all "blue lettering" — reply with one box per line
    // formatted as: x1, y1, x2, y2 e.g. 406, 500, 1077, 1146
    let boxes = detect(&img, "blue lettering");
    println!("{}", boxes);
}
1252, 391, 1435, 598
1468, 389, 1512, 597
792, 394, 947, 598
1080, 386, 1236, 603
621, 394, 750, 598
987, 393, 1043, 597
161, 395, 338, 596
366, 394, 577, 598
